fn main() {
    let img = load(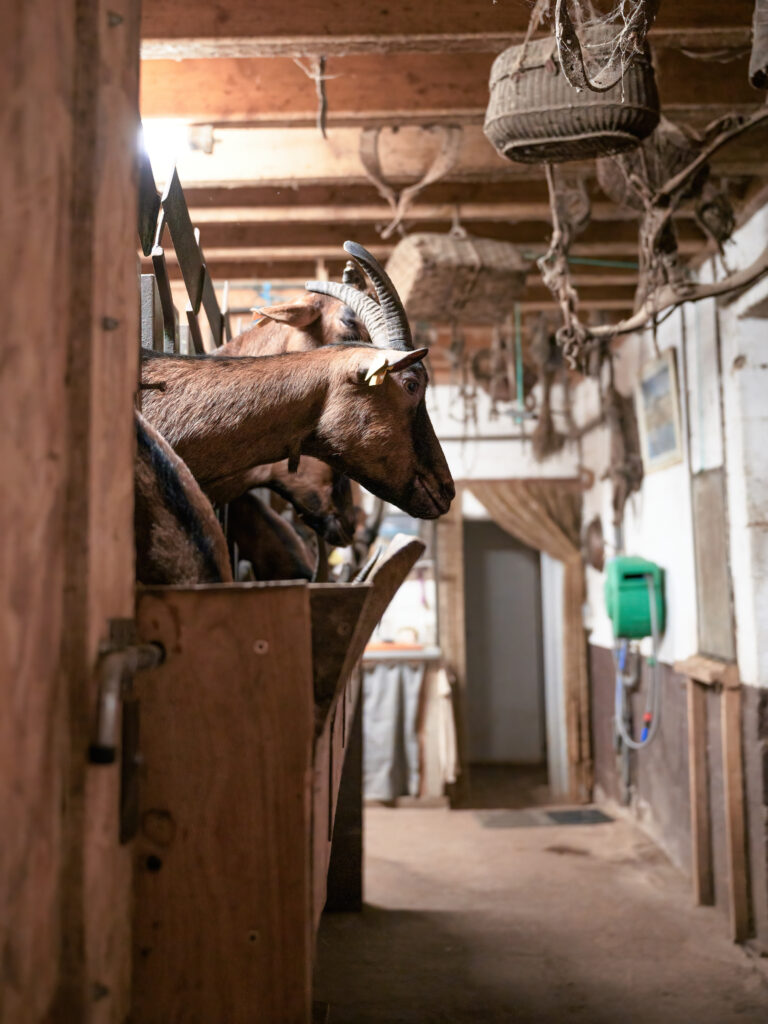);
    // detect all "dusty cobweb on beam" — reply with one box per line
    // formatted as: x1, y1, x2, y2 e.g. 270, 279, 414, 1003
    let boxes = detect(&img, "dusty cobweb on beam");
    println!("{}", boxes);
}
553, 0, 661, 93
539, 106, 768, 370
